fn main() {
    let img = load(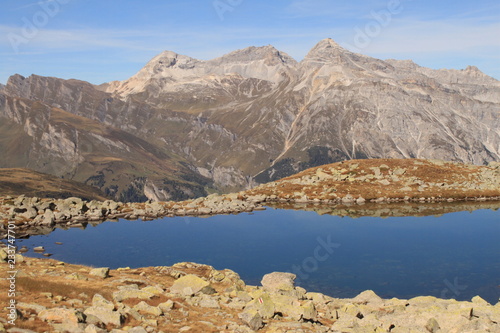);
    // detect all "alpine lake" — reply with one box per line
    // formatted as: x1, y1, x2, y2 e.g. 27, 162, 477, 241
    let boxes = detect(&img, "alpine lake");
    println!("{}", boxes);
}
16, 201, 500, 305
